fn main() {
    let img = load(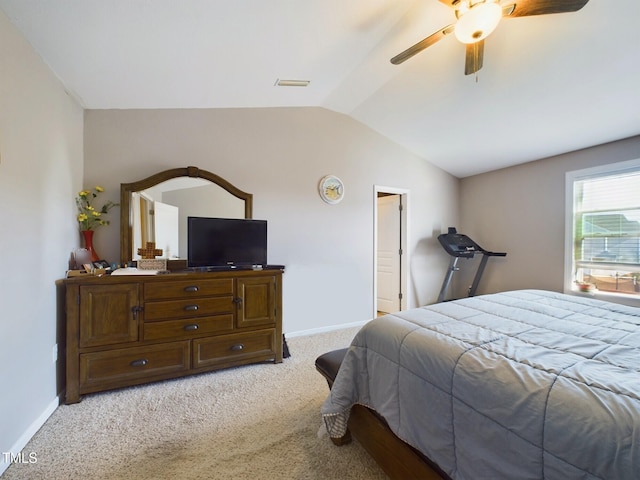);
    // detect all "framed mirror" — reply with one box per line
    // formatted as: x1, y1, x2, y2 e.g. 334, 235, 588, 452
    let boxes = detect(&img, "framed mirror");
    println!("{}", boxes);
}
120, 166, 252, 268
